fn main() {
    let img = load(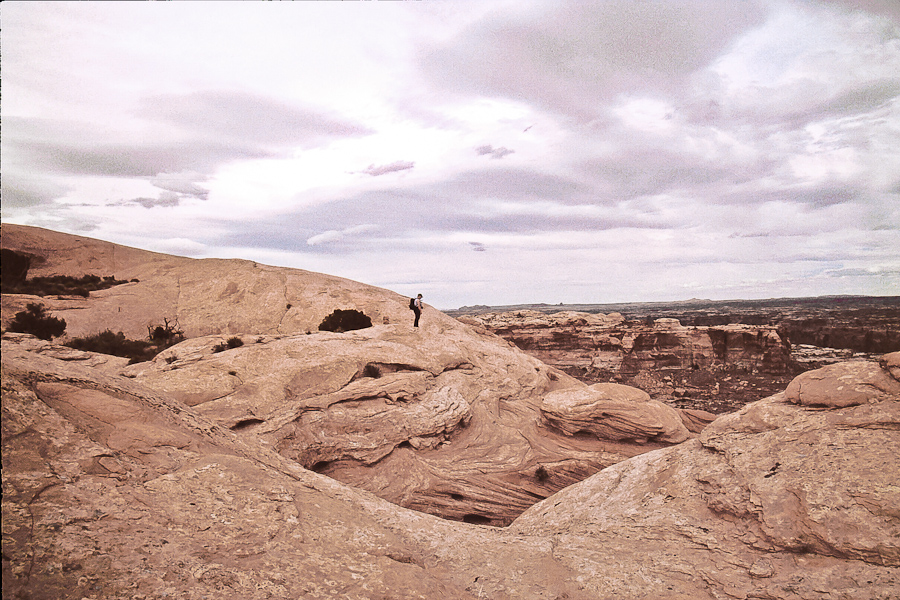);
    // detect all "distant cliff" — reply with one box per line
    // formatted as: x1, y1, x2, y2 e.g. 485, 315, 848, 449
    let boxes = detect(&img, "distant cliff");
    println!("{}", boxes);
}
458, 310, 799, 412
